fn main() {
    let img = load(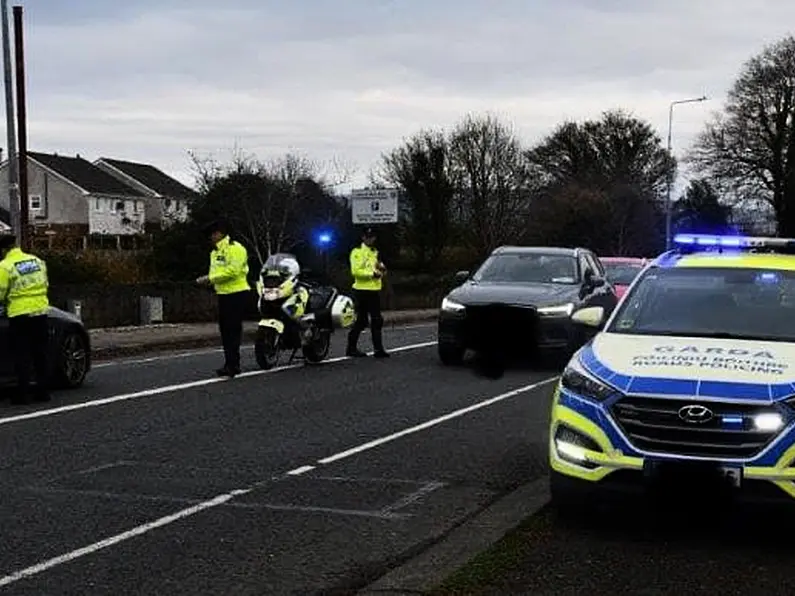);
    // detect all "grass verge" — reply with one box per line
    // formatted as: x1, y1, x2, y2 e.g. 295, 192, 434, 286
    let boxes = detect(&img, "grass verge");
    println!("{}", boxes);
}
430, 504, 554, 595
